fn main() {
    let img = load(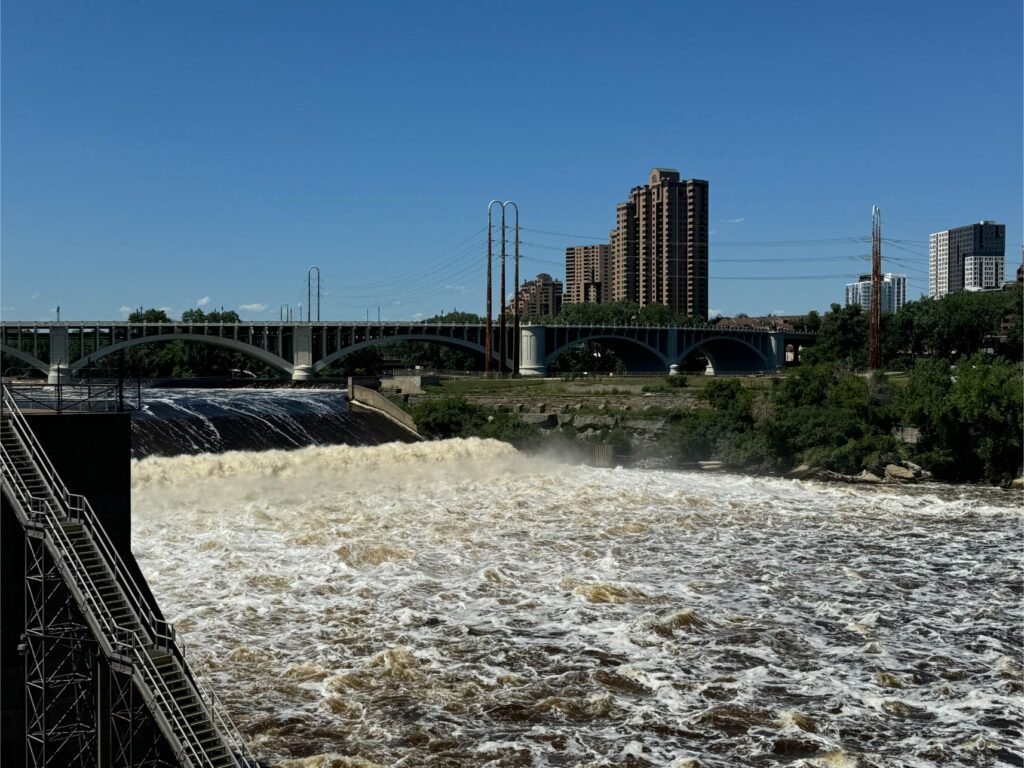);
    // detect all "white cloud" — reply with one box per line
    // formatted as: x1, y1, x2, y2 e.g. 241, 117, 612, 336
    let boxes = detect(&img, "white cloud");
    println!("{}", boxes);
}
720, 217, 745, 224
413, 312, 425, 320
770, 308, 786, 316
31, 293, 40, 300
239, 303, 268, 312
119, 306, 133, 317
1, 306, 15, 313
444, 284, 468, 294
708, 308, 723, 318
197, 296, 211, 307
